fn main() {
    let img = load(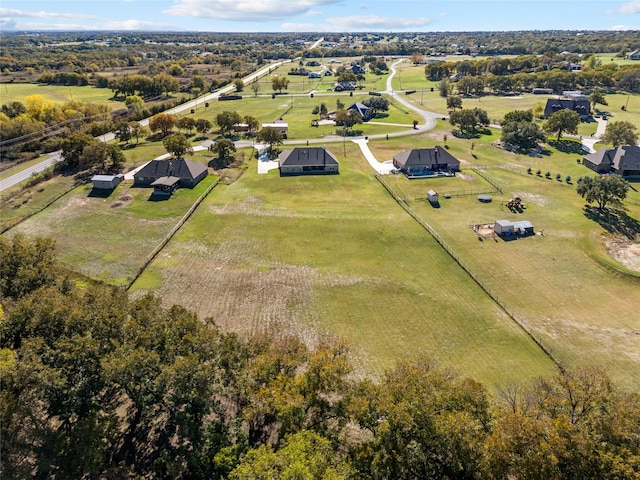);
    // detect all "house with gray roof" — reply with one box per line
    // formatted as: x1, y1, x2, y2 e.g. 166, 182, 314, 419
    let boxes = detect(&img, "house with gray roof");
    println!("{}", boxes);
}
279, 147, 339, 175
347, 102, 372, 121
583, 145, 640, 178
134, 158, 208, 192
393, 147, 460, 175
544, 98, 590, 120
